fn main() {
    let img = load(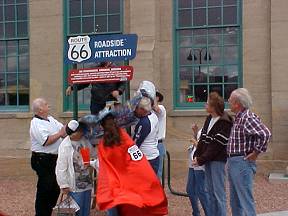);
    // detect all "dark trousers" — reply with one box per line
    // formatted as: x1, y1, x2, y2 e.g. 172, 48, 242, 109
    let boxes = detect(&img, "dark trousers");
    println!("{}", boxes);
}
31, 153, 60, 216
148, 156, 160, 175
